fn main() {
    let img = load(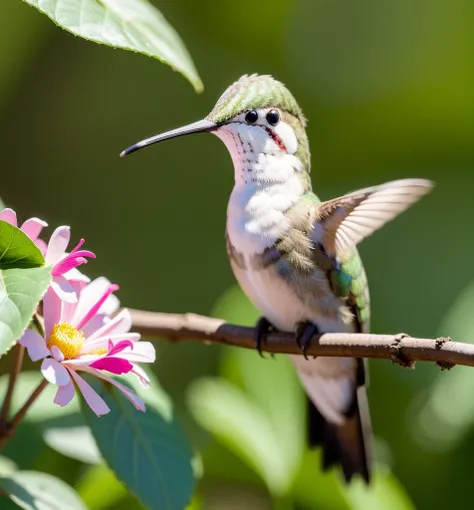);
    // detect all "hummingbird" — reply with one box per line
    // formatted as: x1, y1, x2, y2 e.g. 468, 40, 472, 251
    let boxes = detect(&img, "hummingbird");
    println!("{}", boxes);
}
121, 74, 432, 483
